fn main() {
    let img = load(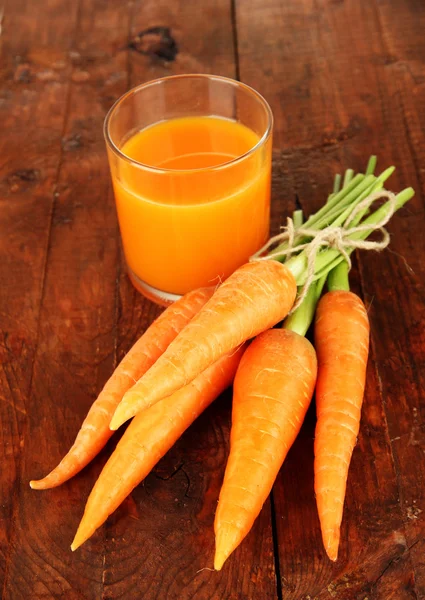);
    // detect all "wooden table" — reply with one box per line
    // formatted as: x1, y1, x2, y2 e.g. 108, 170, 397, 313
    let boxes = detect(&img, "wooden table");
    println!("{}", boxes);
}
1, 0, 424, 598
